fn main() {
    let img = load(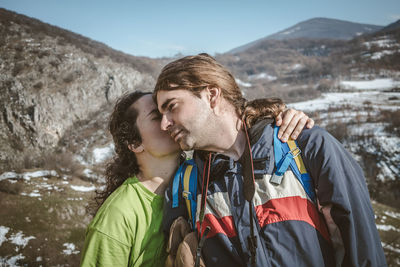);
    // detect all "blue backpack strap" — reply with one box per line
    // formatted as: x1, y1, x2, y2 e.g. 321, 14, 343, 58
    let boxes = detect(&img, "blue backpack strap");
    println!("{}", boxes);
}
172, 163, 185, 208
272, 126, 316, 202
171, 159, 198, 230
271, 126, 296, 184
